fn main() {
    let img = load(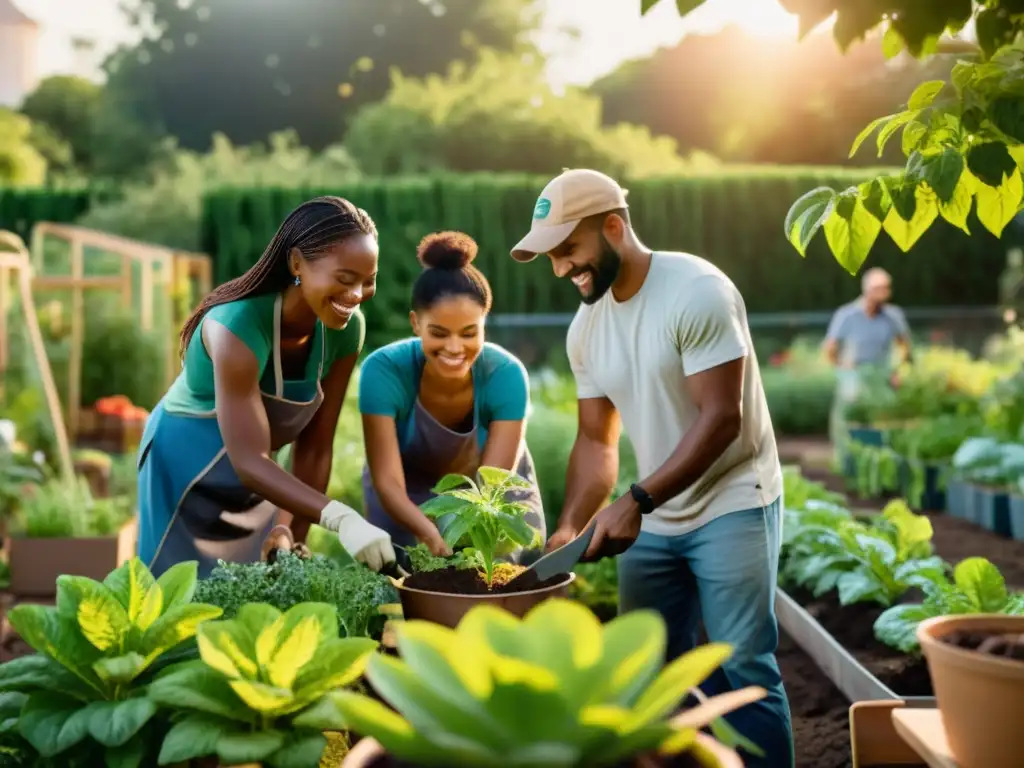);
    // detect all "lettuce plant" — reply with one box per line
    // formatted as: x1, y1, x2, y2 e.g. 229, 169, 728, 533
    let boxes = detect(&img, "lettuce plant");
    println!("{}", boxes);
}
874, 557, 1024, 654
148, 601, 377, 768
0, 558, 222, 767
420, 466, 540, 584
332, 598, 765, 768
781, 499, 947, 607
